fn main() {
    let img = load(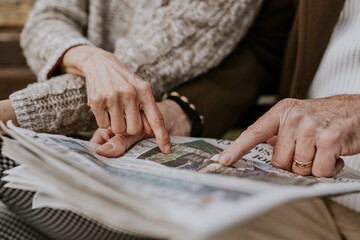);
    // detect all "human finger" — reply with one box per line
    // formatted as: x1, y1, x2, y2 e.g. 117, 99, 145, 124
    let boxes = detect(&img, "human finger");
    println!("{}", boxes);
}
87, 78, 111, 129
292, 146, 316, 176
312, 148, 343, 177
218, 102, 283, 166
91, 107, 111, 129
108, 104, 126, 134
311, 129, 345, 177
90, 128, 114, 144
271, 123, 296, 172
139, 83, 171, 154
142, 112, 153, 136
291, 121, 317, 175
124, 102, 143, 135
96, 133, 145, 158
143, 104, 171, 154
